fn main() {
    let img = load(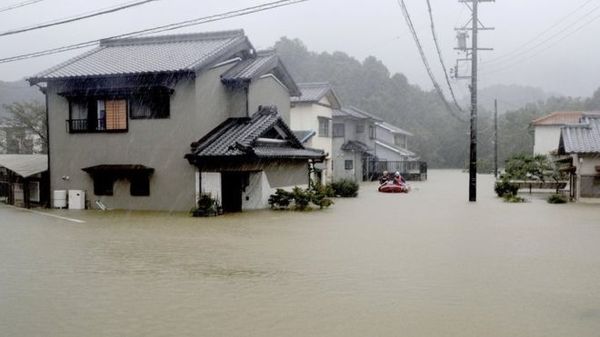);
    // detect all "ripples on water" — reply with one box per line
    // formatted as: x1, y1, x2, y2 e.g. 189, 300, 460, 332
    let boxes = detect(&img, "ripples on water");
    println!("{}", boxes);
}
1, 170, 599, 337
